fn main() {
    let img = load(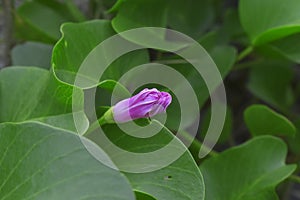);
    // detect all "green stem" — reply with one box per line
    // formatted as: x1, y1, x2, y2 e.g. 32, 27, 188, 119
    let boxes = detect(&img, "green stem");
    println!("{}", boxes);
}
233, 58, 263, 71
289, 175, 300, 184
84, 107, 114, 136
179, 130, 218, 157
84, 117, 105, 136
237, 46, 254, 62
